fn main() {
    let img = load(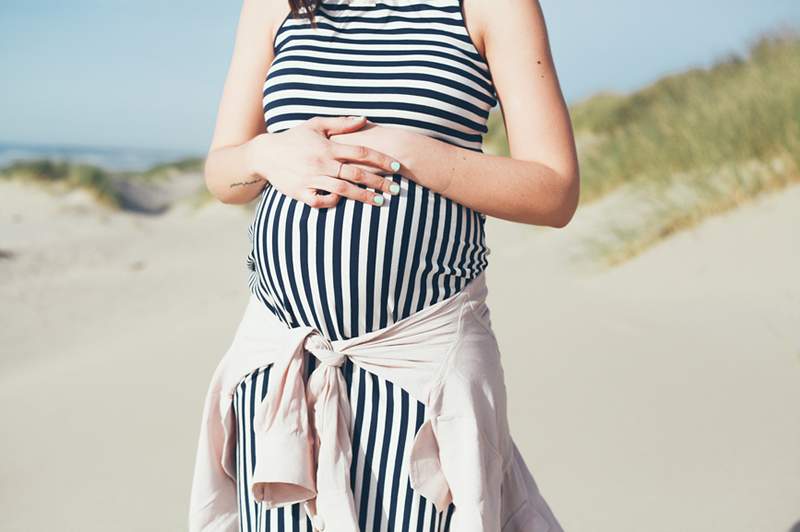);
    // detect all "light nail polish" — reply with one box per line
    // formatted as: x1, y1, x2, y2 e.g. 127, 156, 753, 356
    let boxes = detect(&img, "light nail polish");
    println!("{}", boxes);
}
373, 194, 384, 205
389, 183, 400, 195
390, 161, 401, 172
